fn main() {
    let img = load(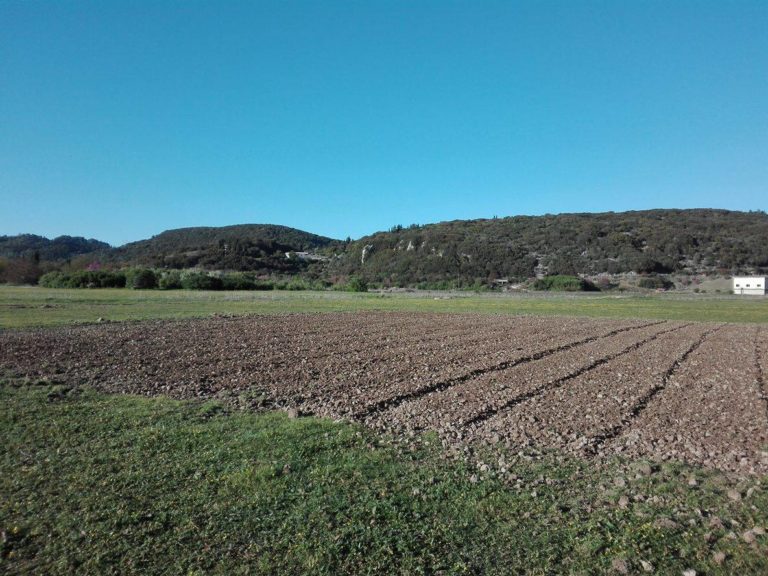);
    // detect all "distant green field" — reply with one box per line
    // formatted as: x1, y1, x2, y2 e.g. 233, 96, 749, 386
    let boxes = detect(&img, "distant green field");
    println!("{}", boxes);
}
1, 285, 768, 328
